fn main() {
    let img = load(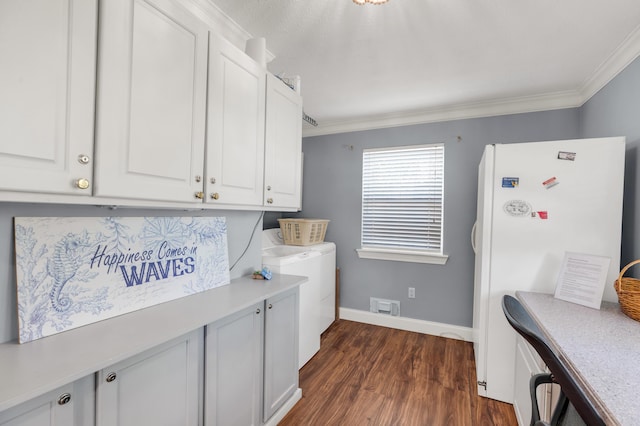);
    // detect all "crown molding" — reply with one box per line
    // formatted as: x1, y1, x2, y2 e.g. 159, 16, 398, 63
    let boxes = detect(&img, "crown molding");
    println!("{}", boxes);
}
579, 23, 640, 103
304, 23, 640, 138
180, 0, 640, 139
182, 0, 275, 62
302, 90, 582, 137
